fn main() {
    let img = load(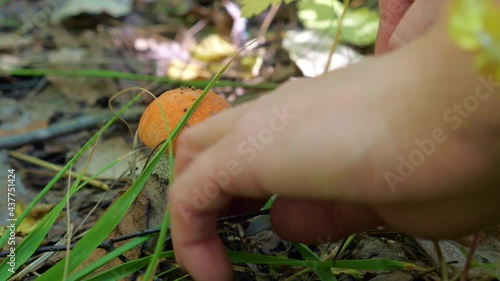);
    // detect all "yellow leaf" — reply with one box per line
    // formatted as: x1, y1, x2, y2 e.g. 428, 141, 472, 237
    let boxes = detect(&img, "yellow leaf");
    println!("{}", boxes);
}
448, 0, 500, 77
167, 60, 211, 81
15, 202, 54, 235
241, 0, 280, 18
191, 34, 237, 62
